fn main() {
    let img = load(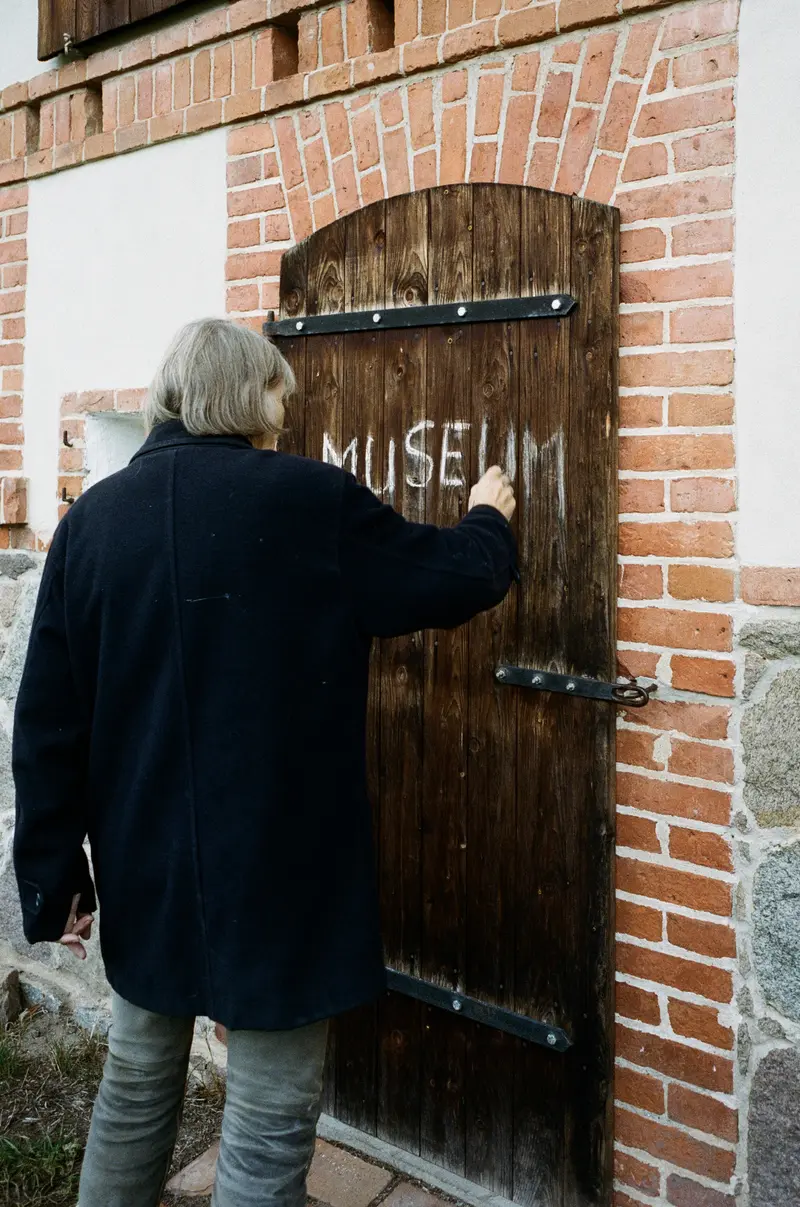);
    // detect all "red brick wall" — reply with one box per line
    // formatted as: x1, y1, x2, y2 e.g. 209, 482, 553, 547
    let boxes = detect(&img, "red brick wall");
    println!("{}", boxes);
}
0, 182, 29, 542
0, 1, 761, 1202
